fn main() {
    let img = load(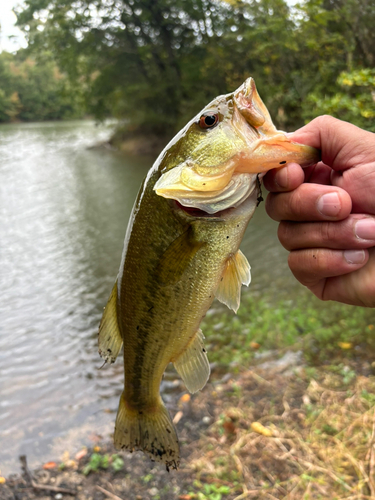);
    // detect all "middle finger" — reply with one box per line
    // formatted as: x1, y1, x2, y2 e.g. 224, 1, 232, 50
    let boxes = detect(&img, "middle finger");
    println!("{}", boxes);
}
278, 215, 375, 251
